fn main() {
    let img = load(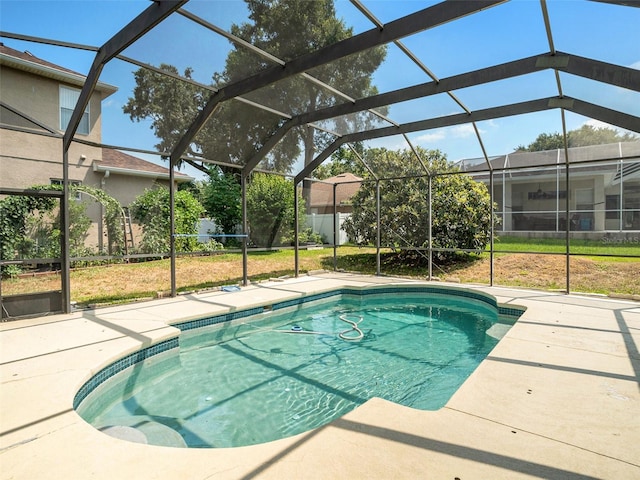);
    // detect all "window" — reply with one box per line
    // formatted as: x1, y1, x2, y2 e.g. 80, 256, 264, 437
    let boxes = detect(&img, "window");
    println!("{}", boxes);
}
51, 179, 82, 200
527, 189, 566, 200
59, 86, 89, 135
575, 188, 594, 231
606, 195, 620, 220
